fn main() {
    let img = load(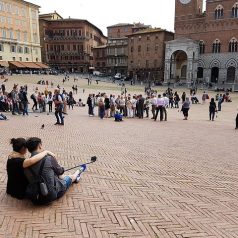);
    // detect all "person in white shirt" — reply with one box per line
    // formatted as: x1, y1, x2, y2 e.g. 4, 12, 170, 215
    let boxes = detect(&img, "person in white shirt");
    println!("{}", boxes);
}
162, 93, 169, 121
154, 94, 165, 121
131, 96, 137, 118
150, 95, 157, 119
